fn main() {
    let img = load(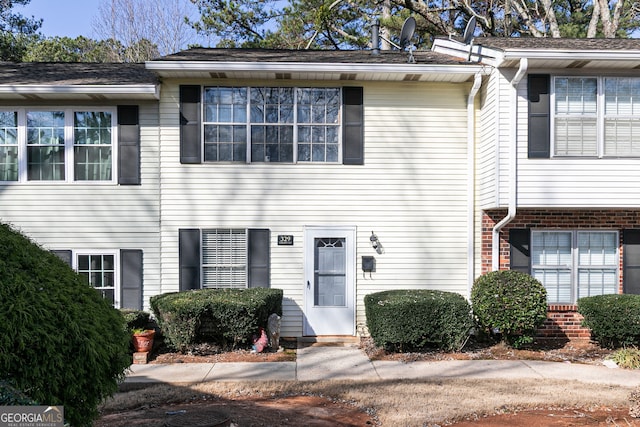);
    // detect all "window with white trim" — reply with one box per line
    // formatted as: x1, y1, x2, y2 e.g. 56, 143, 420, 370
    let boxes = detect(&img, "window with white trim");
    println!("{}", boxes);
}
75, 252, 119, 307
203, 86, 340, 163
0, 108, 116, 182
553, 77, 640, 157
531, 230, 618, 304
201, 229, 248, 289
